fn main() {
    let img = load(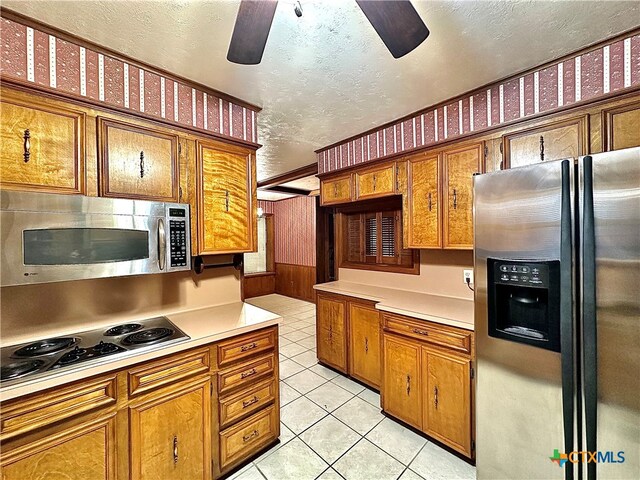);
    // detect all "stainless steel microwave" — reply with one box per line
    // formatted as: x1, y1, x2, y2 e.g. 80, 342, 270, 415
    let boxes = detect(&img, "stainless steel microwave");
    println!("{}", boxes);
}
0, 191, 191, 286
